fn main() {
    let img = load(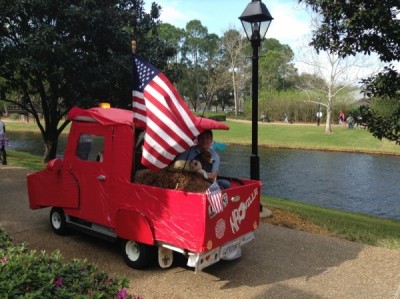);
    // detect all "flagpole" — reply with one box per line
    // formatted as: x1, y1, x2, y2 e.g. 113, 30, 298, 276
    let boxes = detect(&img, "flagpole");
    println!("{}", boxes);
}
131, 40, 136, 54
